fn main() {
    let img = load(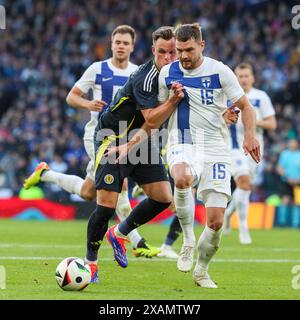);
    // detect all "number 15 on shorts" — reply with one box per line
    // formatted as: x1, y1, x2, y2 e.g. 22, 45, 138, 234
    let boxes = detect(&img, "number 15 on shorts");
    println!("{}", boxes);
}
213, 163, 226, 179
